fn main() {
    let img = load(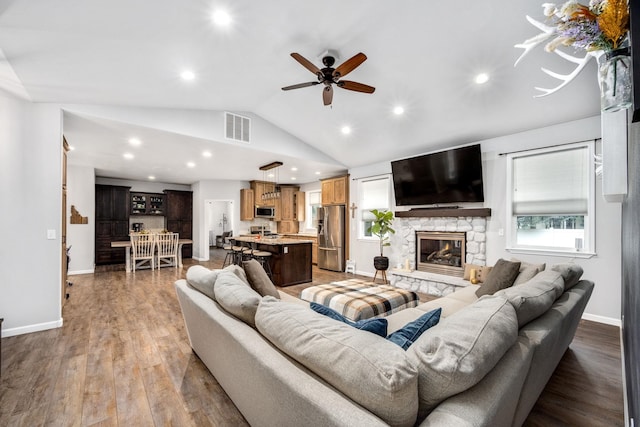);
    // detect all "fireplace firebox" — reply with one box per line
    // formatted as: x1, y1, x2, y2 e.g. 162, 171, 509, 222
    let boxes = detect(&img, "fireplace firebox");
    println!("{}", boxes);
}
416, 231, 466, 277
